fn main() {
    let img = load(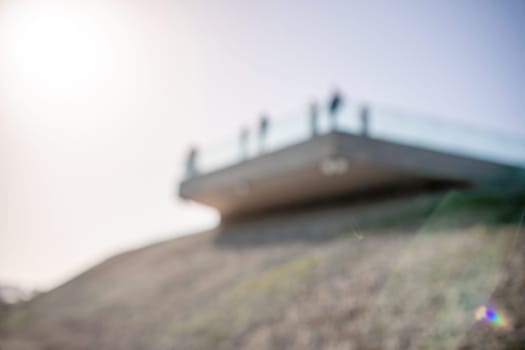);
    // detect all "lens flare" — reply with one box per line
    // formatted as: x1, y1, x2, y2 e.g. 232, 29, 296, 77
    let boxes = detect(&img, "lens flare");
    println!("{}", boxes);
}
474, 305, 510, 329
